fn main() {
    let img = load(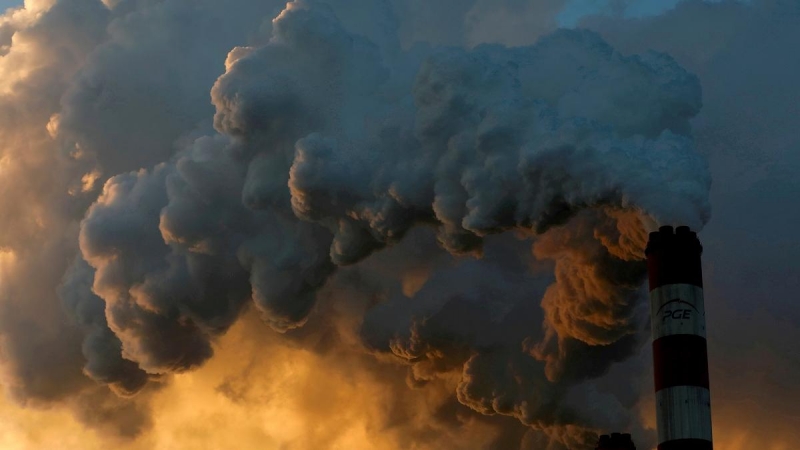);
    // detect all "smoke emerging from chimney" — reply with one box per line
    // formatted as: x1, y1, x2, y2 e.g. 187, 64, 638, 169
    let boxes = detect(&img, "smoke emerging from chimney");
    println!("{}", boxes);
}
0, 0, 712, 448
